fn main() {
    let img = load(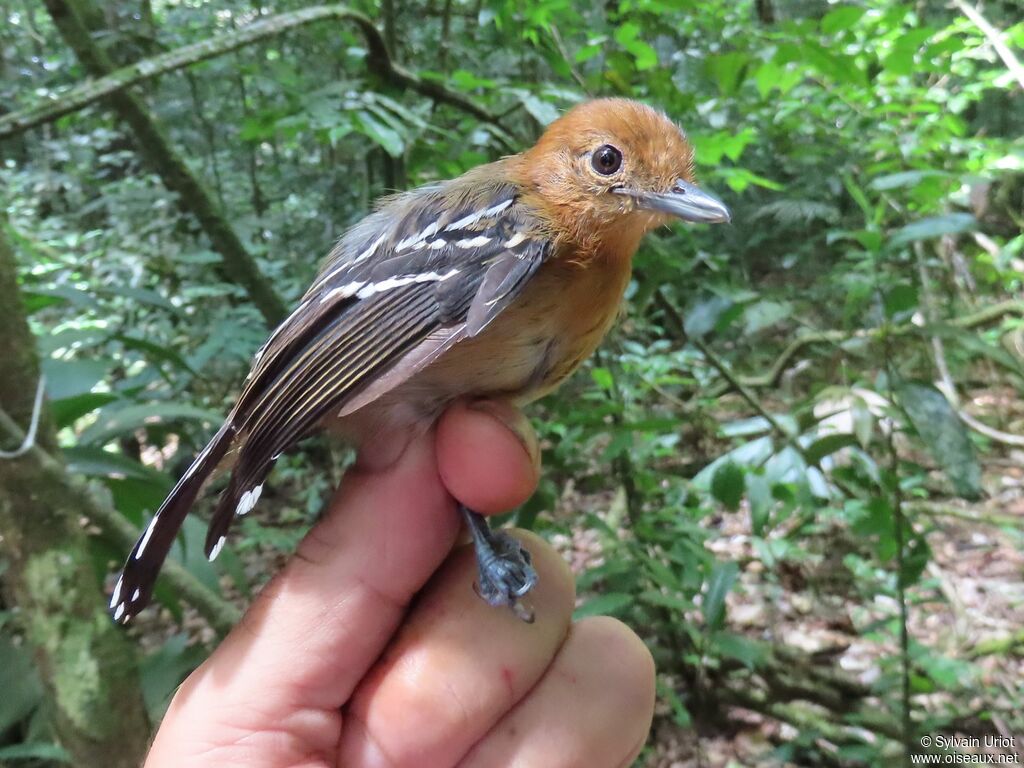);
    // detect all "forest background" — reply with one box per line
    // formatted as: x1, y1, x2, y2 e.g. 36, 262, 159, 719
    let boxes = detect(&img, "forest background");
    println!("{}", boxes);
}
1, 0, 1023, 765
